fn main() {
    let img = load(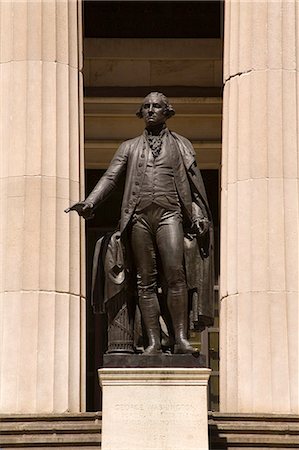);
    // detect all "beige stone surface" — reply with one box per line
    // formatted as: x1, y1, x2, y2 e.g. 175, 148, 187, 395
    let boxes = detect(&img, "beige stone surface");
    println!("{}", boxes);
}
221, 292, 298, 413
150, 60, 216, 87
89, 59, 151, 87
99, 368, 211, 450
0, 0, 85, 413
85, 38, 222, 60
0, 1, 81, 67
224, 1, 297, 81
221, 0, 299, 413
0, 292, 85, 413
84, 38, 222, 88
222, 174, 299, 298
